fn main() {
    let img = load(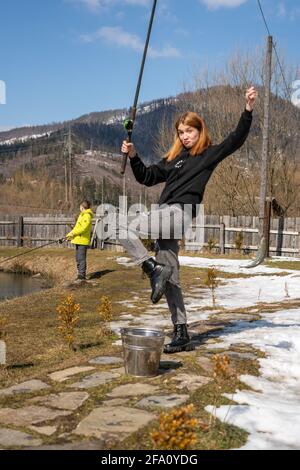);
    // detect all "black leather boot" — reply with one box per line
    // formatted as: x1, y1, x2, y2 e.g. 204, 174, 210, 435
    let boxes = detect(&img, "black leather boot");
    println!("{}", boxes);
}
142, 257, 173, 304
164, 324, 195, 354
